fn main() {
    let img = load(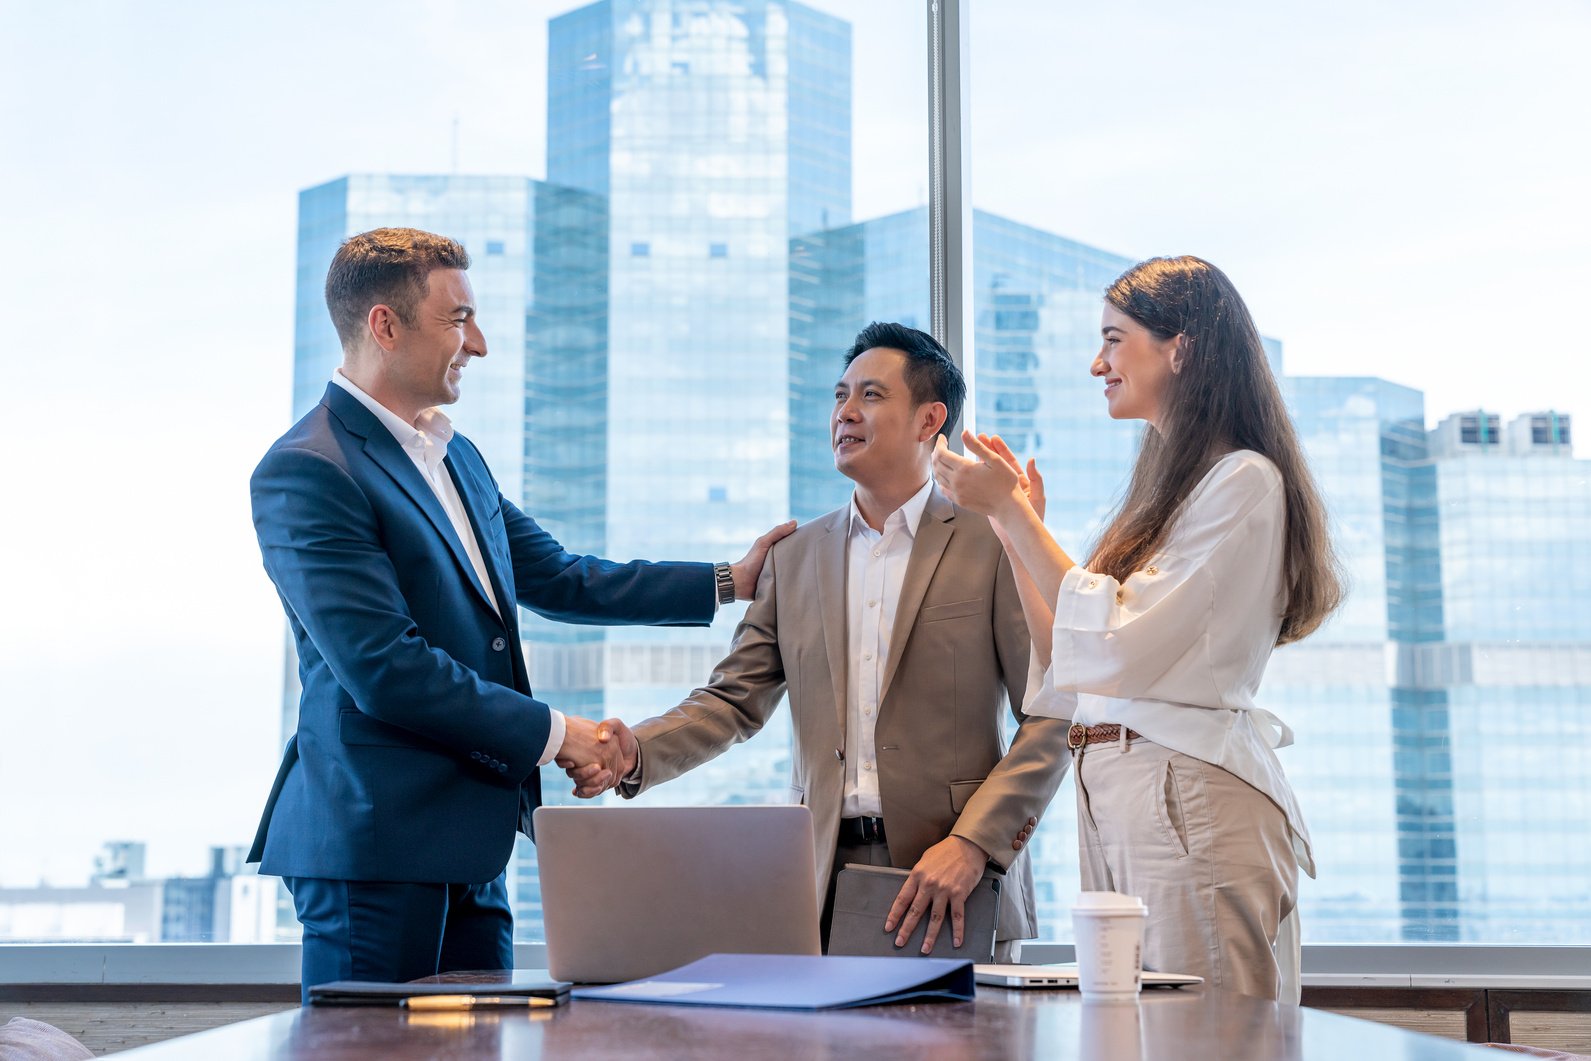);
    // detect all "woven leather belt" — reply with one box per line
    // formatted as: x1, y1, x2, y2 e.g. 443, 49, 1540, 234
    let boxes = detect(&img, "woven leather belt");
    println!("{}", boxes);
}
837, 816, 887, 844
1067, 723, 1143, 750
